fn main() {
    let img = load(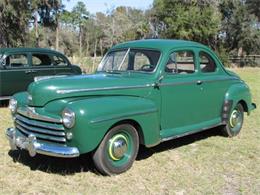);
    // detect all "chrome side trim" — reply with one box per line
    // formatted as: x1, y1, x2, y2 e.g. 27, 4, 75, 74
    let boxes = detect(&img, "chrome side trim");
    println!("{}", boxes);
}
0, 96, 11, 101
17, 107, 62, 123
57, 84, 153, 94
6, 128, 79, 158
17, 125, 66, 143
161, 123, 224, 142
159, 77, 240, 87
15, 120, 65, 137
34, 75, 67, 82
90, 108, 158, 124
15, 115, 64, 131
